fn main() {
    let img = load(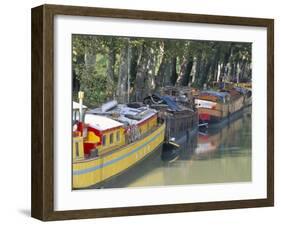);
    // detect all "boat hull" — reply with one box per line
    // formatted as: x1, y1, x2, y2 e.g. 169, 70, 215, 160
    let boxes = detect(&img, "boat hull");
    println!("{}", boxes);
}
197, 95, 244, 124
73, 123, 165, 189
166, 109, 198, 140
